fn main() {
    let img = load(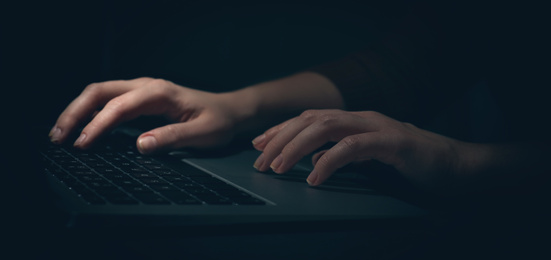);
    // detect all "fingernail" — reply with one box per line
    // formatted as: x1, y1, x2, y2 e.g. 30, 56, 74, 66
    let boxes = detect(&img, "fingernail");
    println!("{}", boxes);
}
138, 136, 158, 154
270, 154, 283, 173
252, 134, 266, 146
306, 172, 318, 186
49, 126, 62, 143
73, 133, 87, 147
253, 153, 265, 171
